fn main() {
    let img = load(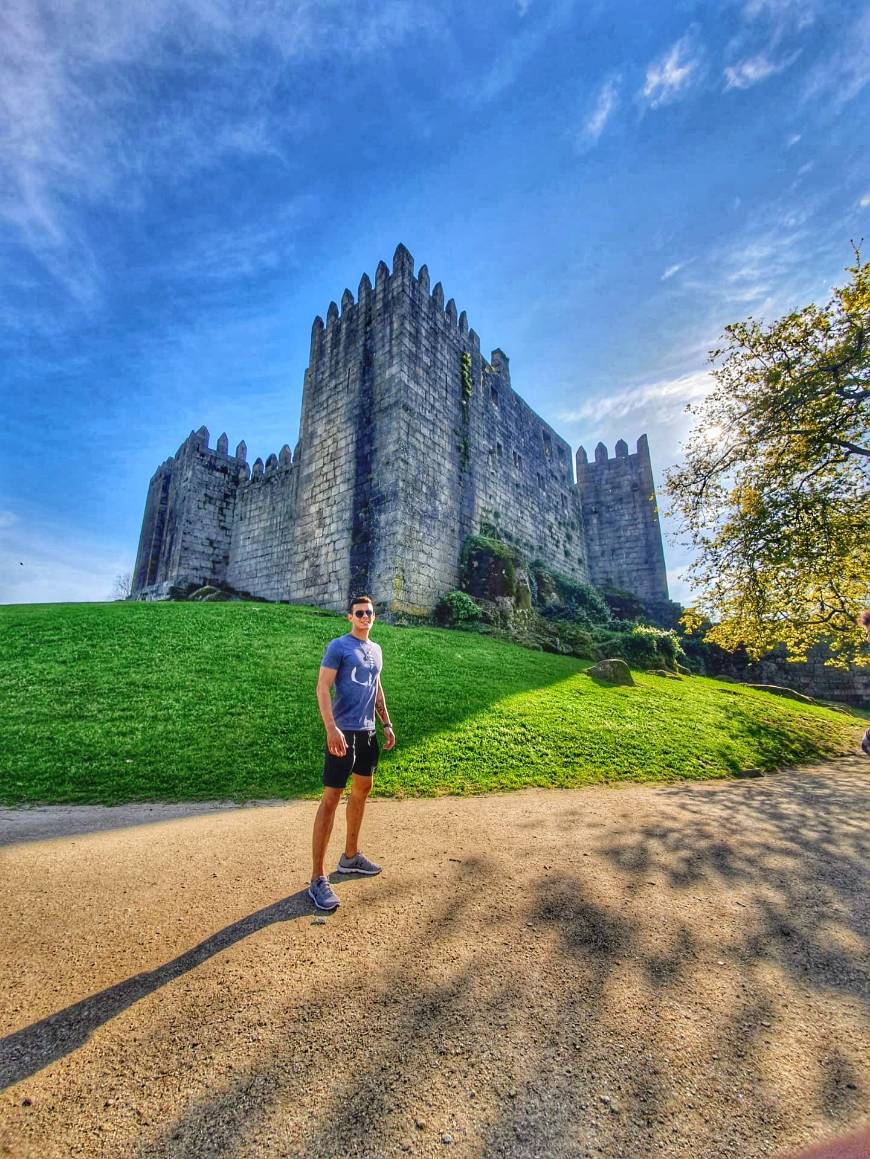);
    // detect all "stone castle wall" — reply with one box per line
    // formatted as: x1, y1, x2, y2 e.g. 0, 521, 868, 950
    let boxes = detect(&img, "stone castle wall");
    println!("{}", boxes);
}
576, 435, 668, 603
132, 244, 669, 612
717, 646, 870, 710
226, 446, 297, 599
